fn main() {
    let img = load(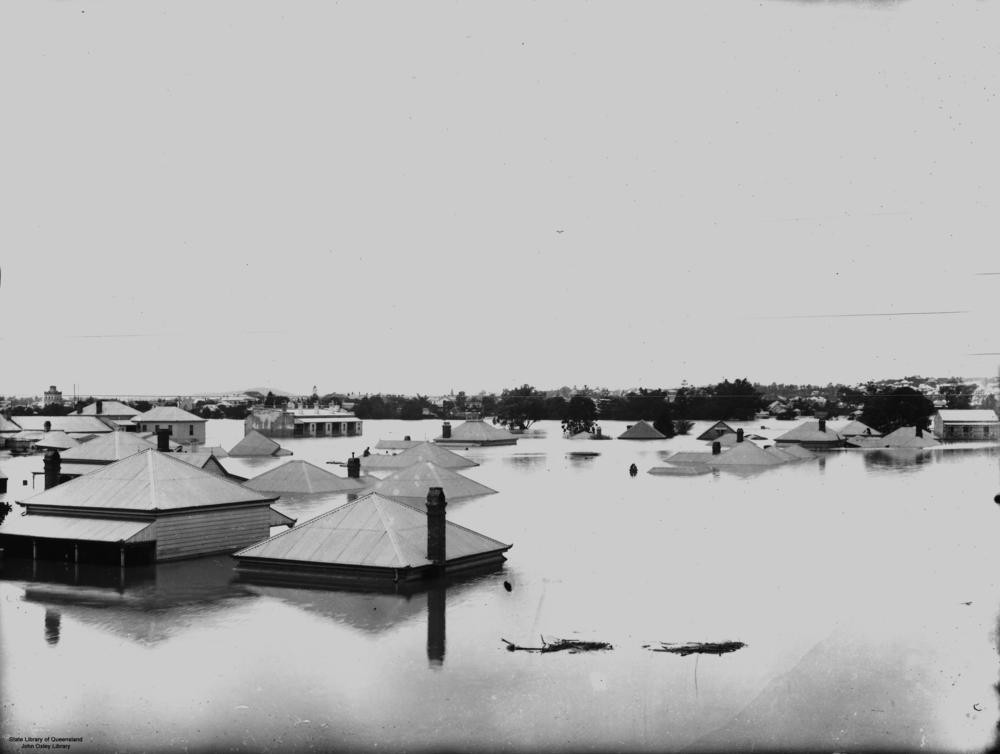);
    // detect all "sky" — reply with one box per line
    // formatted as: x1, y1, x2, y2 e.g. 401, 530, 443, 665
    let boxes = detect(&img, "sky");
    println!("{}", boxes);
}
1, 0, 998, 397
